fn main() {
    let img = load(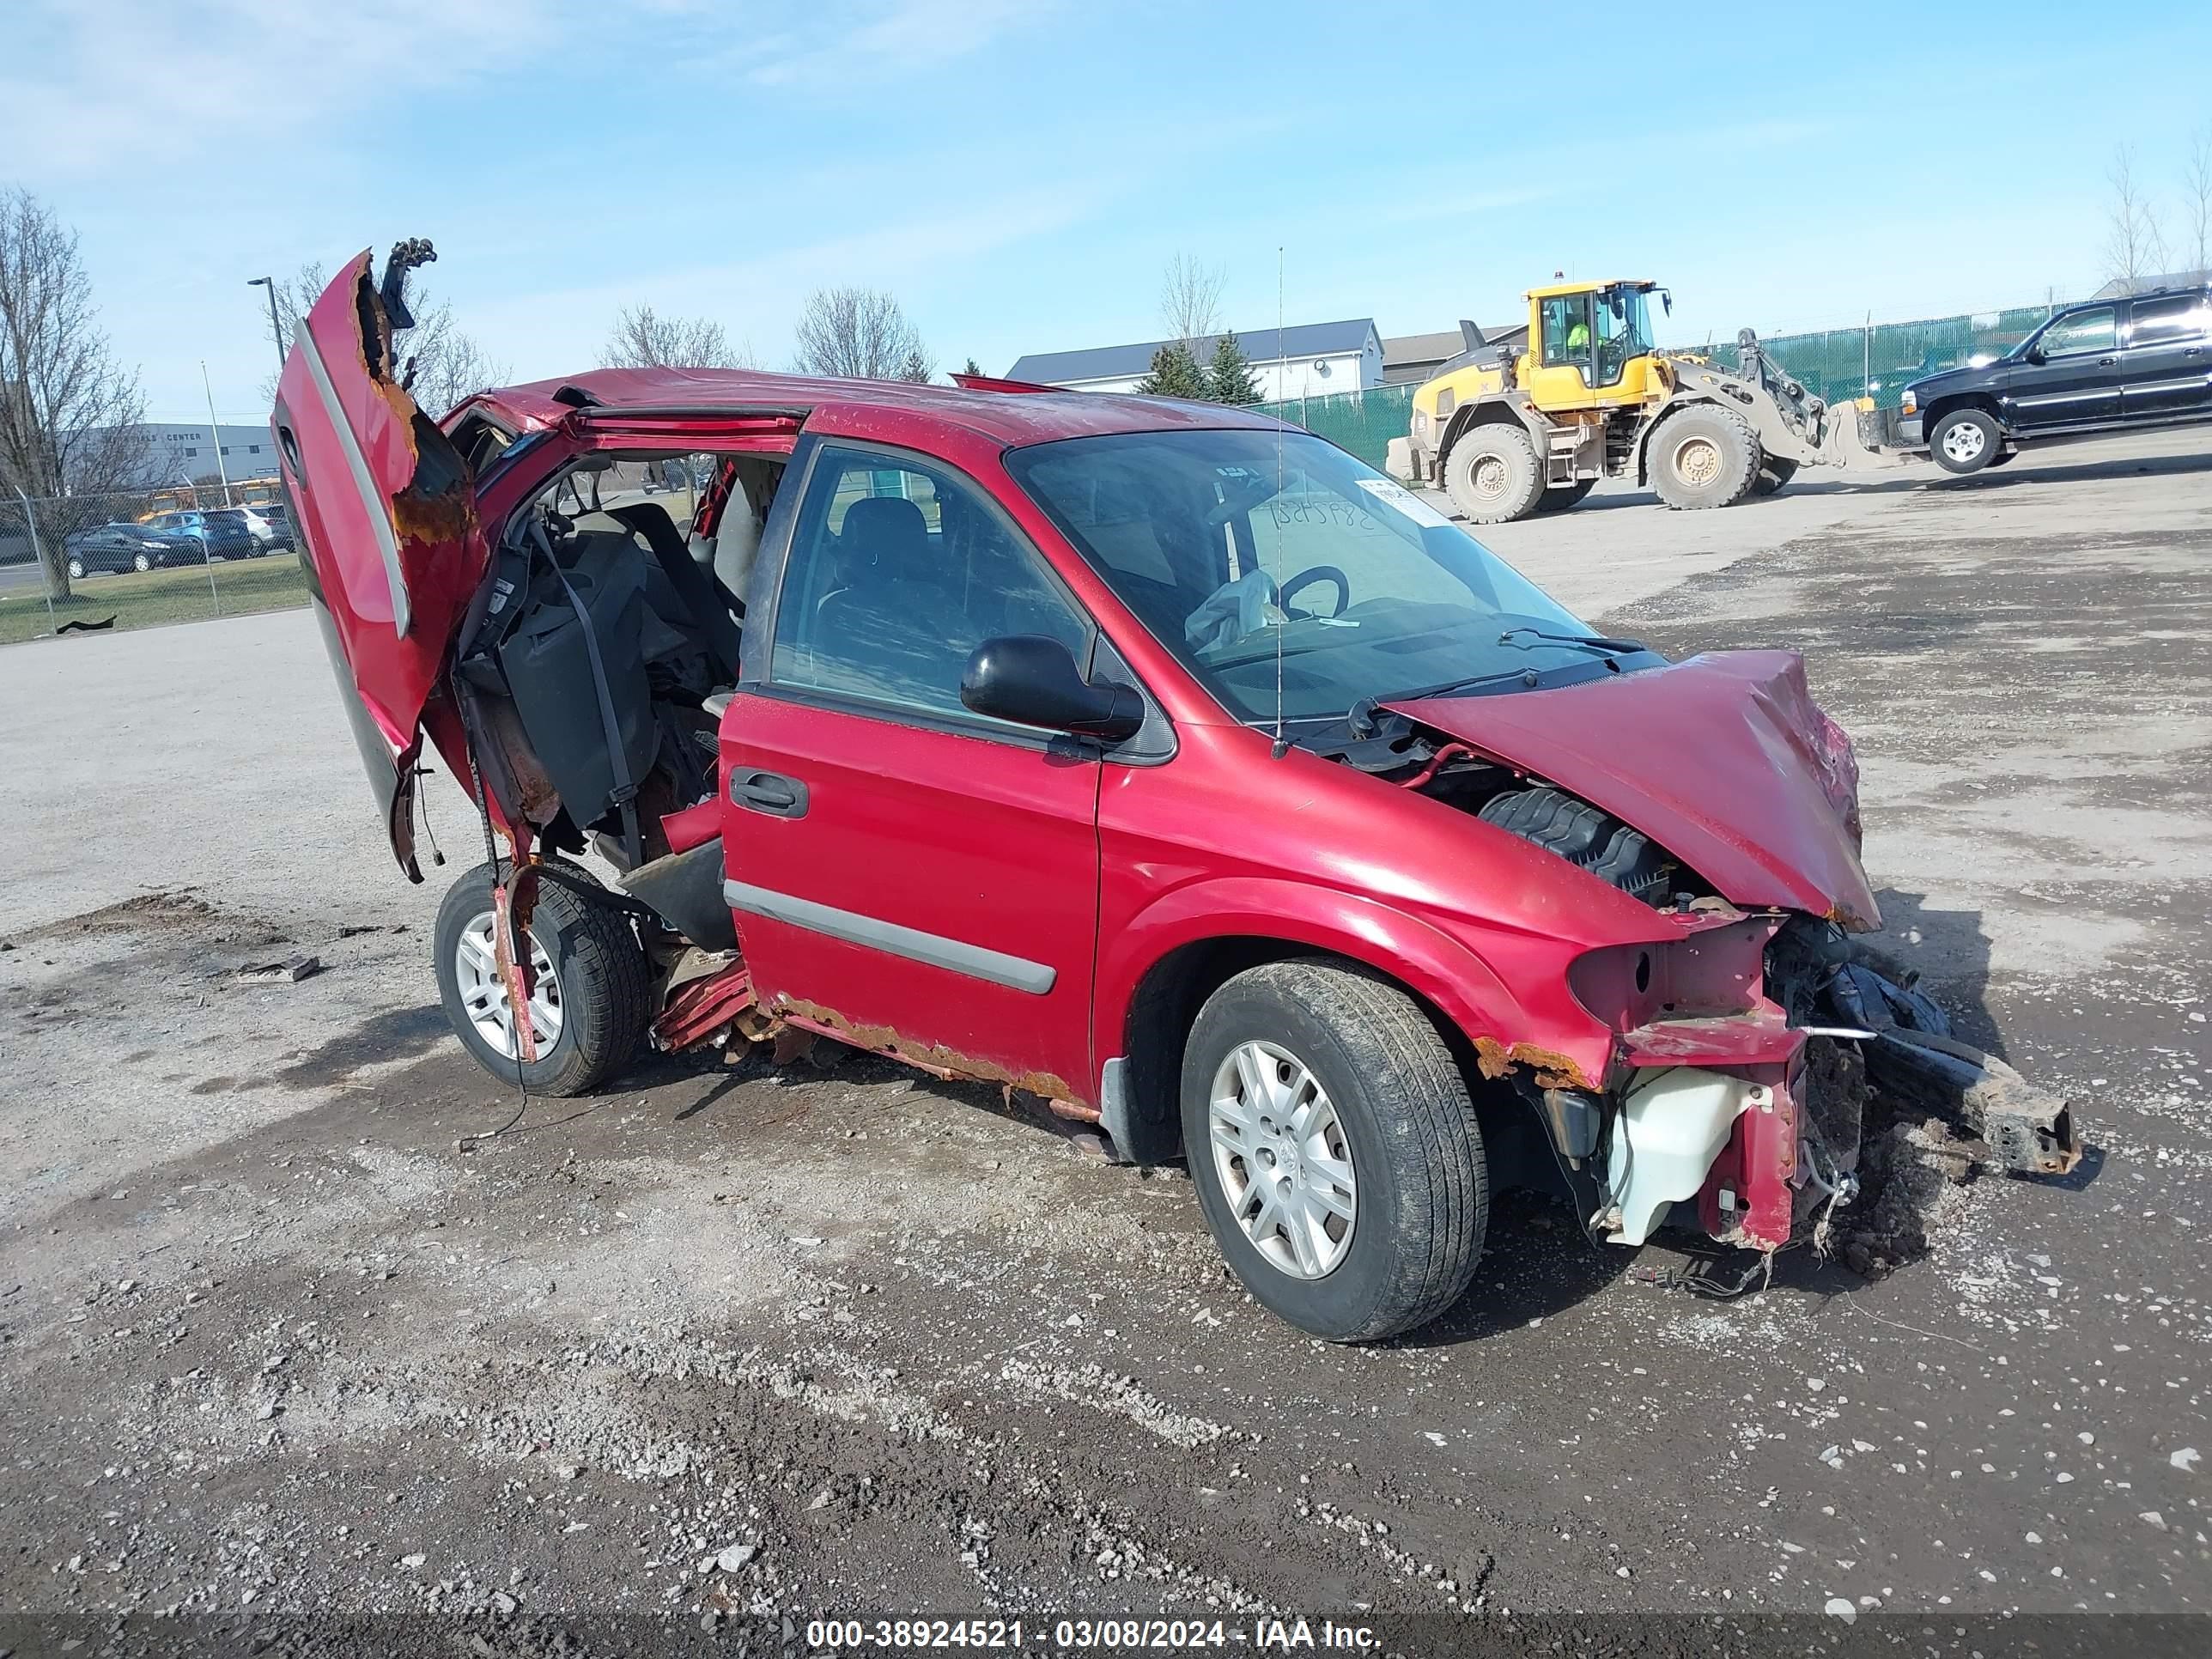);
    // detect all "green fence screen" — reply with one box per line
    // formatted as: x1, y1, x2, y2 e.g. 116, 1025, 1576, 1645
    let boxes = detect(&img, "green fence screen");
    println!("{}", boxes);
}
1255, 299, 2072, 468
1255, 382, 1415, 471
1672, 302, 2064, 410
